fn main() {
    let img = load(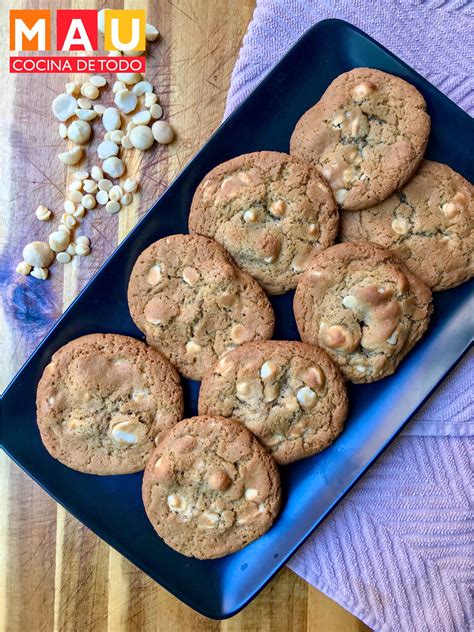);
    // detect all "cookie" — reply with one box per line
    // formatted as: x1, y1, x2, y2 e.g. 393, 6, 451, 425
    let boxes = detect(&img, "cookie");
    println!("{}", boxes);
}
127, 234, 275, 381
290, 68, 430, 211
340, 160, 474, 291
142, 415, 281, 559
188, 151, 338, 294
293, 242, 432, 382
36, 333, 183, 475
199, 341, 348, 464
